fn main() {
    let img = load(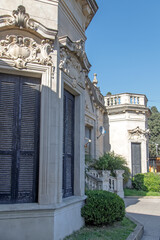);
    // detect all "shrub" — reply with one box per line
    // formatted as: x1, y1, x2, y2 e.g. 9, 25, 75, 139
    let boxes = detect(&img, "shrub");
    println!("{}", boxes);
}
132, 173, 160, 192
132, 174, 147, 191
81, 190, 125, 226
90, 152, 130, 184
